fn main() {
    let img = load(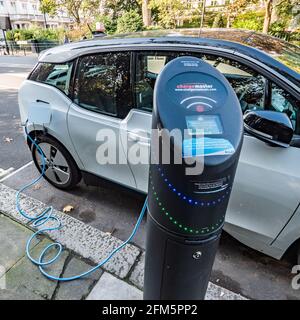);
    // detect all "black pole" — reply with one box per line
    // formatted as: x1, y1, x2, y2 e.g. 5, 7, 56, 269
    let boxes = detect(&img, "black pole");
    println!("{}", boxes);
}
144, 56, 243, 300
